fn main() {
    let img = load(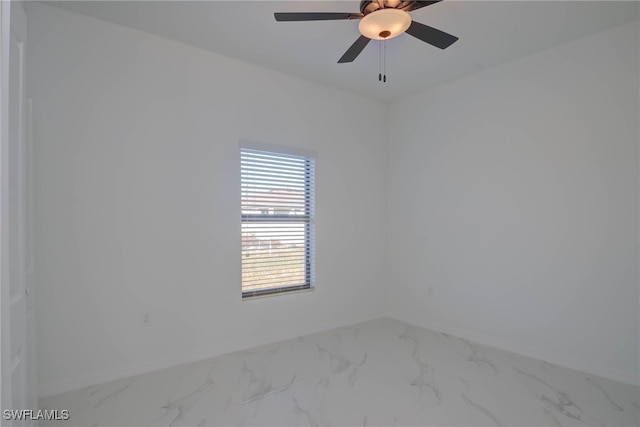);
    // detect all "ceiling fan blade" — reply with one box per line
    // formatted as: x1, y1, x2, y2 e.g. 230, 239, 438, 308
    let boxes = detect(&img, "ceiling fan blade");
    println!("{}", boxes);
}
274, 12, 362, 22
338, 35, 371, 63
403, 1, 443, 12
405, 20, 458, 49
